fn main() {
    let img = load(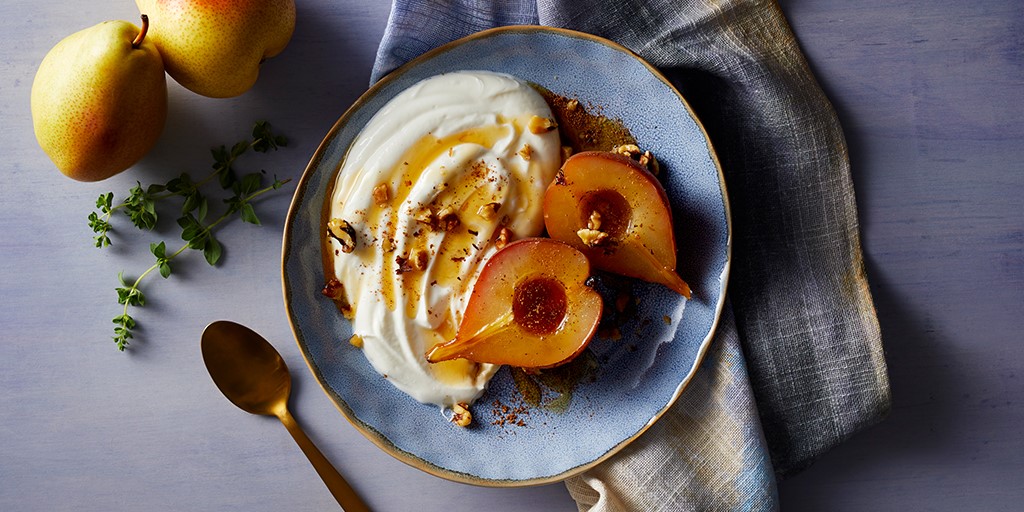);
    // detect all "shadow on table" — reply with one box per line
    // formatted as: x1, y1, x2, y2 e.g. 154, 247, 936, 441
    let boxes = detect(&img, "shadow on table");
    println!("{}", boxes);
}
777, 253, 961, 509
246, 6, 381, 152
129, 4, 381, 186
